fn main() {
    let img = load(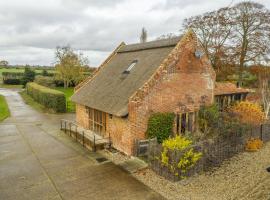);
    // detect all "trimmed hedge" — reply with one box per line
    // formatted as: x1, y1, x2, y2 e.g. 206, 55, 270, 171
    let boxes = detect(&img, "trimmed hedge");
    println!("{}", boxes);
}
26, 82, 66, 112
2, 72, 24, 85
146, 112, 175, 143
2, 71, 55, 85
